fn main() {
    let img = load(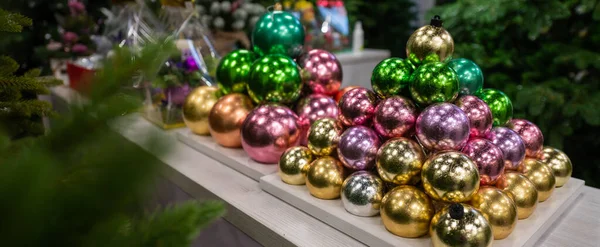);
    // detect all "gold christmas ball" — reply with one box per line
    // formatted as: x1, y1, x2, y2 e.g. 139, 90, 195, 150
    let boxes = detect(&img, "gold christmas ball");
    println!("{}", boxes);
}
519, 158, 556, 202
306, 156, 346, 199
380, 185, 434, 238
307, 118, 343, 156
430, 203, 493, 247
208, 93, 254, 147
406, 15, 454, 64
470, 186, 518, 240
183, 86, 220, 135
496, 172, 538, 219
278, 146, 314, 185
422, 151, 480, 203
540, 146, 572, 187
376, 137, 425, 185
